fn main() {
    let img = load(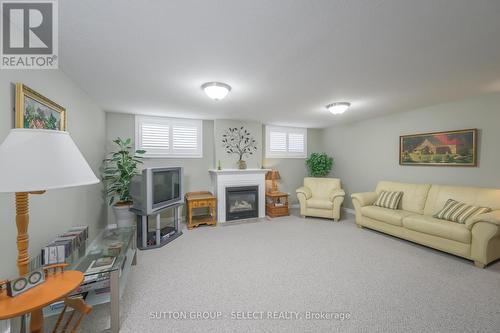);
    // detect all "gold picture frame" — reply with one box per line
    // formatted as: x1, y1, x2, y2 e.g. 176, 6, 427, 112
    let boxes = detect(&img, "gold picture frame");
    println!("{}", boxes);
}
15, 83, 66, 131
400, 129, 478, 167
